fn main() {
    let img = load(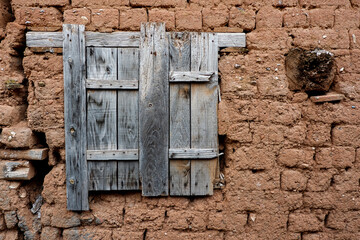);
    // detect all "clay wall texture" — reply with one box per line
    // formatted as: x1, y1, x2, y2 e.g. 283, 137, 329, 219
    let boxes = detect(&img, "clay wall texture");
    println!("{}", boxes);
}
0, 0, 360, 239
